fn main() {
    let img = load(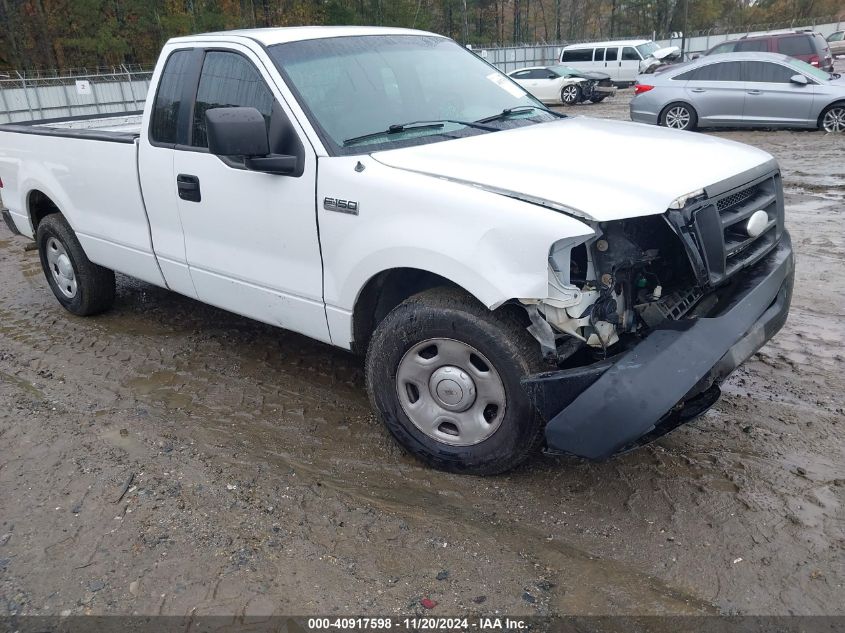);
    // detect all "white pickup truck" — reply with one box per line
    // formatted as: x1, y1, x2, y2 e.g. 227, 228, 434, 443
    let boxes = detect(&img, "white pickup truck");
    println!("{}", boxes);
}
0, 27, 794, 474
